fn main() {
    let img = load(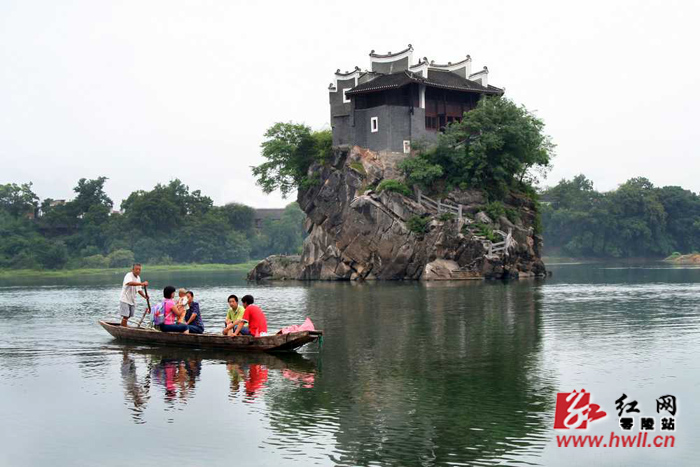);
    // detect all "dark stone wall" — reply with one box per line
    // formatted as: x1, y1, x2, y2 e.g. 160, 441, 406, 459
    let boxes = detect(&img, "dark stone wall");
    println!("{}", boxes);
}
332, 115, 353, 146
329, 76, 356, 119
410, 108, 438, 148
338, 105, 439, 153
330, 76, 358, 147
354, 105, 413, 153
